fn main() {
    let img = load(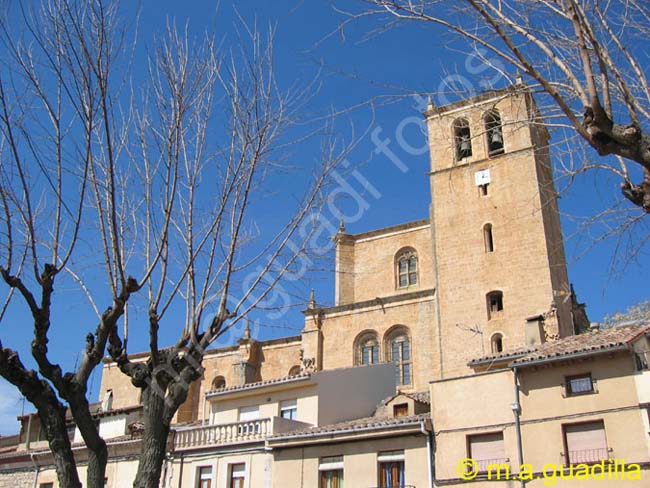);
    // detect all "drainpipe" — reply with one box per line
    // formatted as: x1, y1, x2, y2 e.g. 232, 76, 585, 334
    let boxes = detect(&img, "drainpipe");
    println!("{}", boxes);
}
177, 452, 184, 488
202, 393, 207, 426
512, 367, 525, 488
25, 414, 33, 451
29, 452, 40, 488
421, 420, 434, 488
